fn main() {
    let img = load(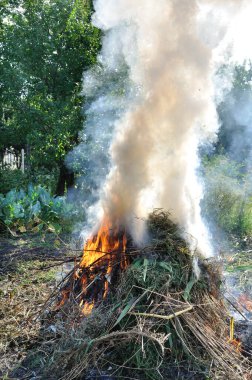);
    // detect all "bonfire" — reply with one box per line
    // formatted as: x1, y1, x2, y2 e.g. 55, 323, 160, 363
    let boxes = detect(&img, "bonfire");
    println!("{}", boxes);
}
57, 218, 129, 315
40, 210, 252, 380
